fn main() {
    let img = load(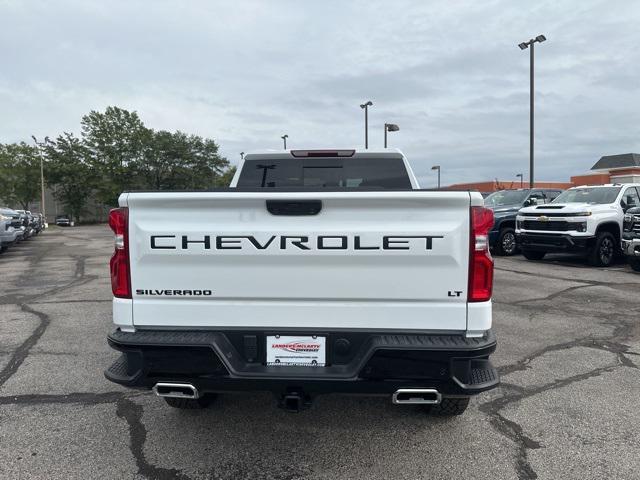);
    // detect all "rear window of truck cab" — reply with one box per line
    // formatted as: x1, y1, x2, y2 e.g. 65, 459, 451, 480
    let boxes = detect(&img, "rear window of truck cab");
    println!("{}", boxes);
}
236, 157, 412, 189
